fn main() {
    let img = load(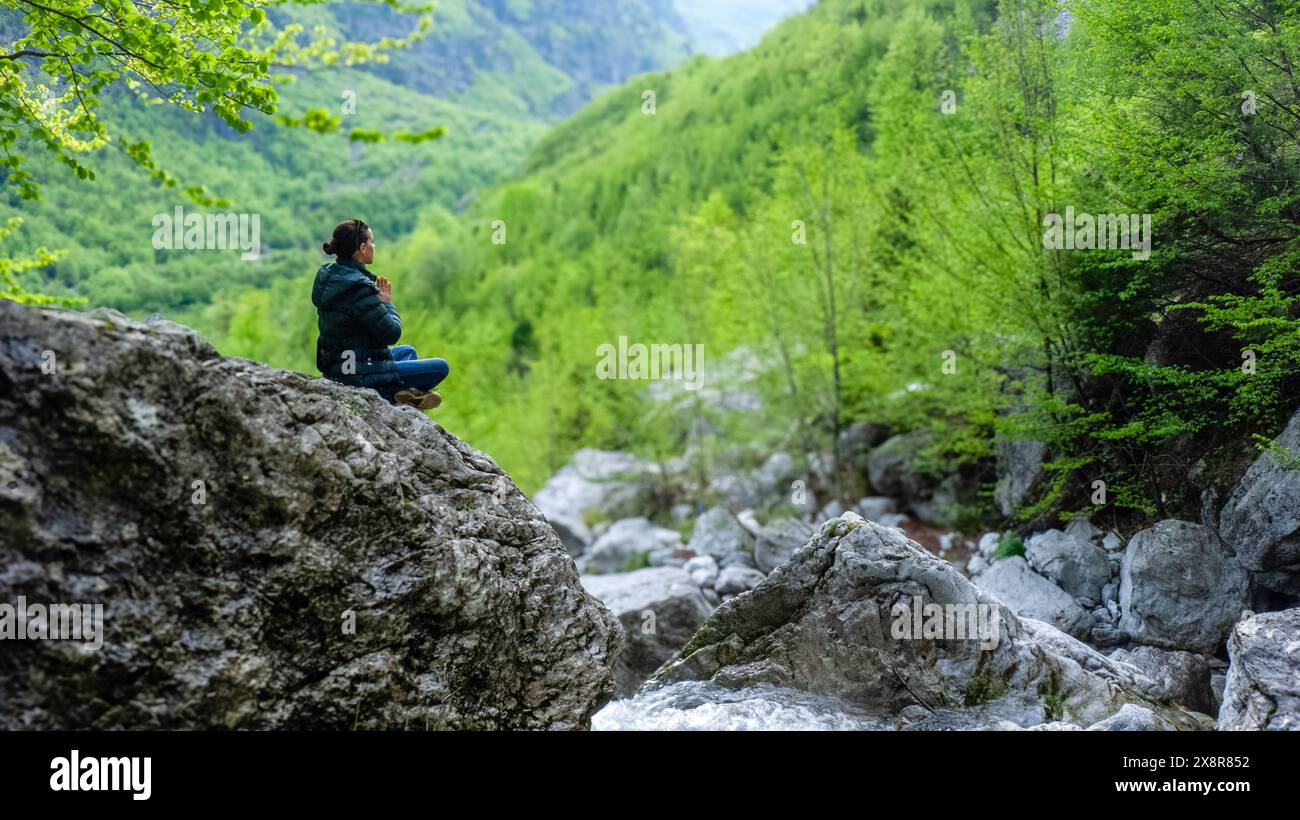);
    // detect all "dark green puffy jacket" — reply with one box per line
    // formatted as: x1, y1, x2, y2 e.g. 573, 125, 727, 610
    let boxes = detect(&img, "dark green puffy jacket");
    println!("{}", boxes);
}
312, 258, 403, 400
